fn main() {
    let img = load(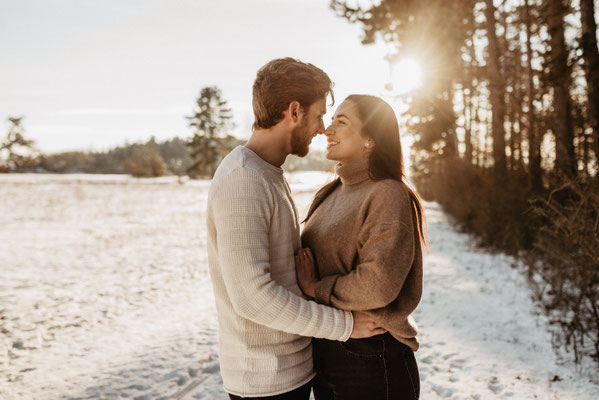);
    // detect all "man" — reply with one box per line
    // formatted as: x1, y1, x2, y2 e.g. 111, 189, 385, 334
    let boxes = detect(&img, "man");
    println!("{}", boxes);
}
206, 58, 384, 400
